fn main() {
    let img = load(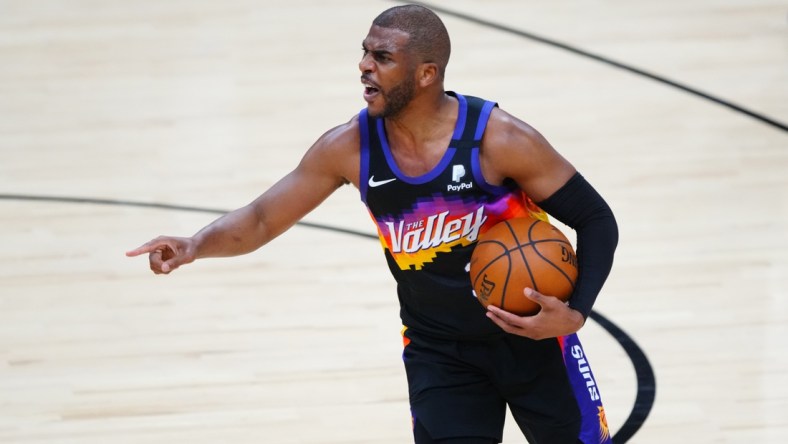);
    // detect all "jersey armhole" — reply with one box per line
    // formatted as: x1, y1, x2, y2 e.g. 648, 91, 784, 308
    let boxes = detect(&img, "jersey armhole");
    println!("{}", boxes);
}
471, 147, 516, 195
470, 101, 511, 195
